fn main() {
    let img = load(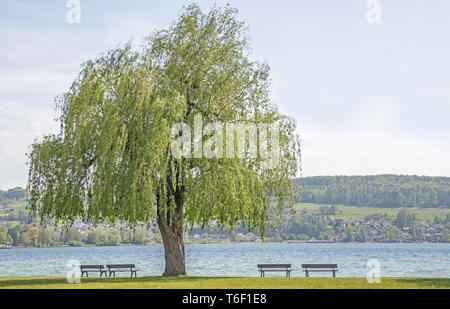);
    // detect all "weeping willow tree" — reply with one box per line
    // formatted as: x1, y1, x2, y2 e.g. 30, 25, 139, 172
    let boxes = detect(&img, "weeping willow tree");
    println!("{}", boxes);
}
27, 4, 301, 276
